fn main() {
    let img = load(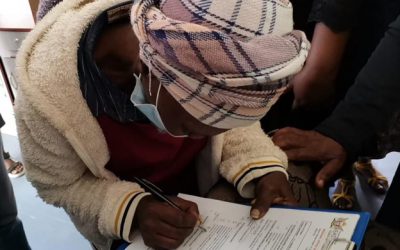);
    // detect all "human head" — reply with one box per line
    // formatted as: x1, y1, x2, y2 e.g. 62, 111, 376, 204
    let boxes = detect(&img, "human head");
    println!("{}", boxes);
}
130, 0, 310, 136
